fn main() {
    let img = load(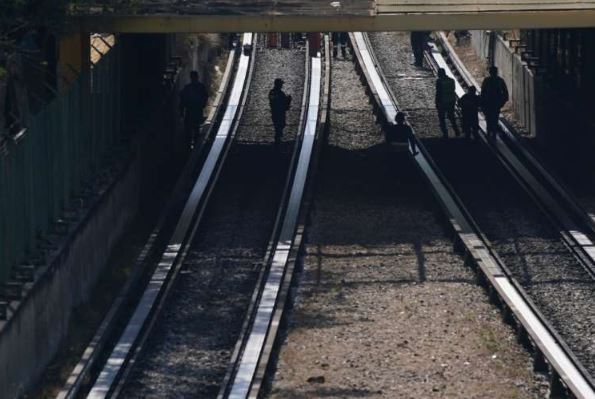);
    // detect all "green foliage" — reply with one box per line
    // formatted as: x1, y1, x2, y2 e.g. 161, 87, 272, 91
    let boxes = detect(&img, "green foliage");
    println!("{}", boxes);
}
0, 0, 73, 53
